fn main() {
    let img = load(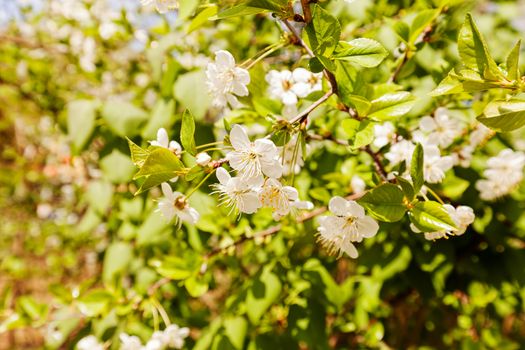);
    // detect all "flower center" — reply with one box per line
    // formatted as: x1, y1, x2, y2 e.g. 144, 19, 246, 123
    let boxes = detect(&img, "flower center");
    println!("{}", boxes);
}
282, 80, 292, 91
174, 197, 187, 210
